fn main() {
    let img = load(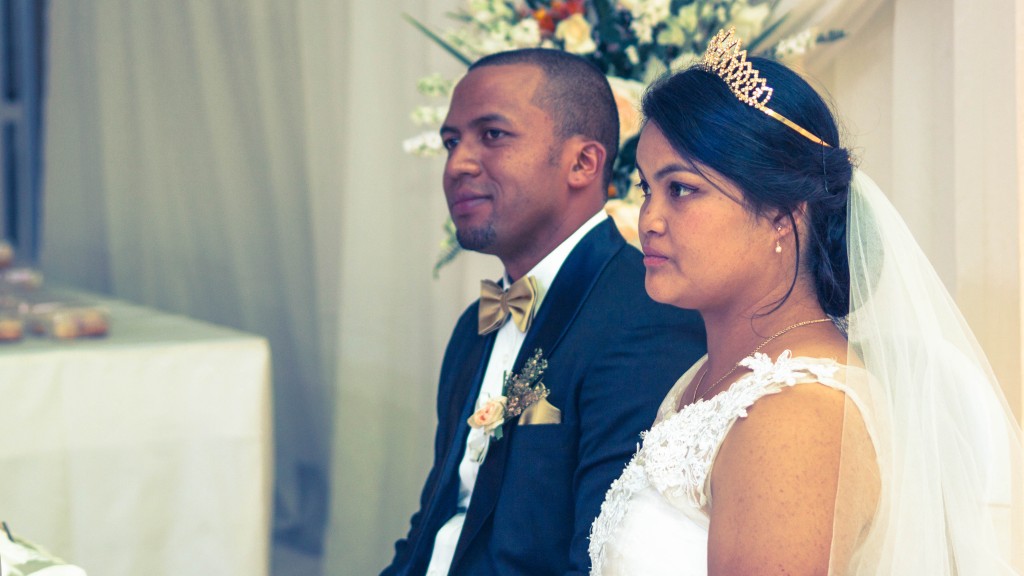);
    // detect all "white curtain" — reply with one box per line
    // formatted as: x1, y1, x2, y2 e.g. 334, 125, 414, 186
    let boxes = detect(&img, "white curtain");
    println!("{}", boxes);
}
39, 0, 1023, 575
44, 0, 329, 555
42, 0, 490, 569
